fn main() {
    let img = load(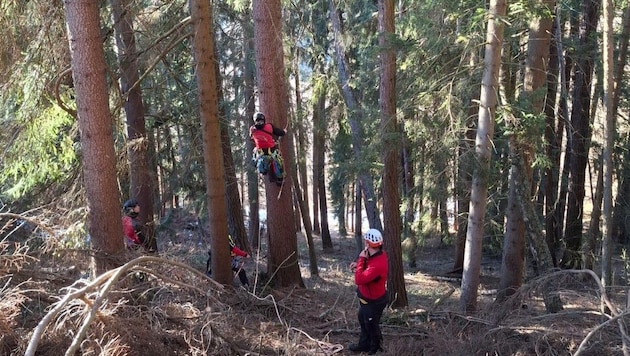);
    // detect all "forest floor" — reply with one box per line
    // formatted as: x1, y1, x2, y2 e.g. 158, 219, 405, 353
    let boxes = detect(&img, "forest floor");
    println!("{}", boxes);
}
1, 210, 628, 355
